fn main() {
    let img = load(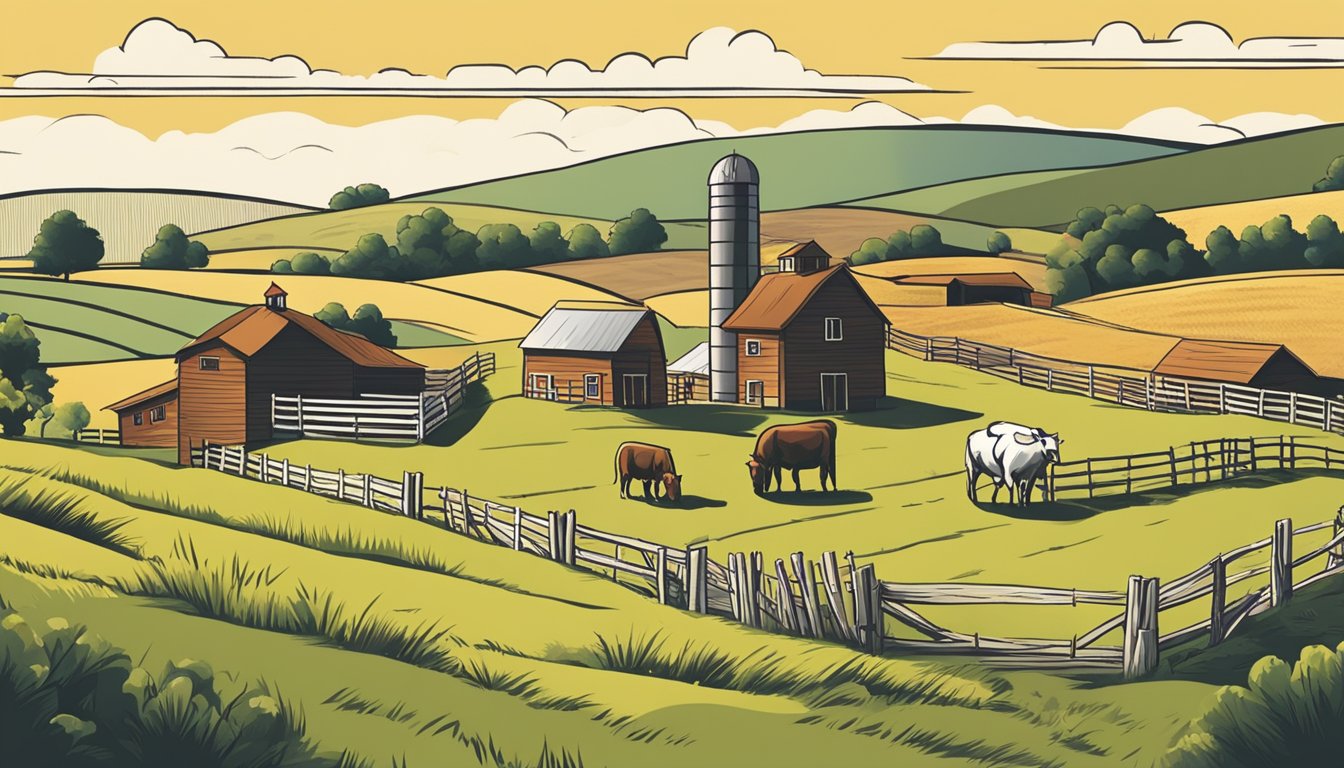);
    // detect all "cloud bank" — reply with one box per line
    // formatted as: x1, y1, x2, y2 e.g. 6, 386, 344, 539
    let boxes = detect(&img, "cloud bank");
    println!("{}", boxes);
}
932, 21, 1344, 67
10, 19, 932, 96
0, 101, 1323, 205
